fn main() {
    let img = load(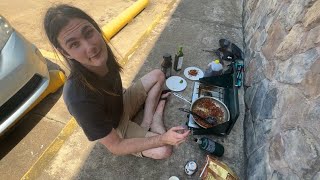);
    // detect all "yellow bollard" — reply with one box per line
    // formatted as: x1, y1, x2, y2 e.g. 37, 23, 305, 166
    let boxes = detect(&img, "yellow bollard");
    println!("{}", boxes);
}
20, 70, 66, 118
102, 0, 149, 40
